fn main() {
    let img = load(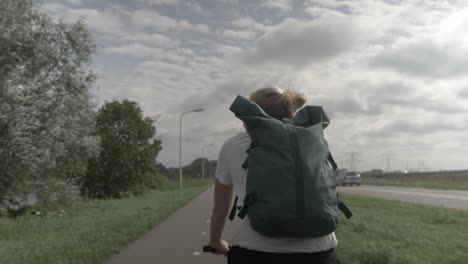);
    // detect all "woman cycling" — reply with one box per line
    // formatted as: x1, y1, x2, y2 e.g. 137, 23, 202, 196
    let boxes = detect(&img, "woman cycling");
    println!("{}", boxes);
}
209, 87, 339, 264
